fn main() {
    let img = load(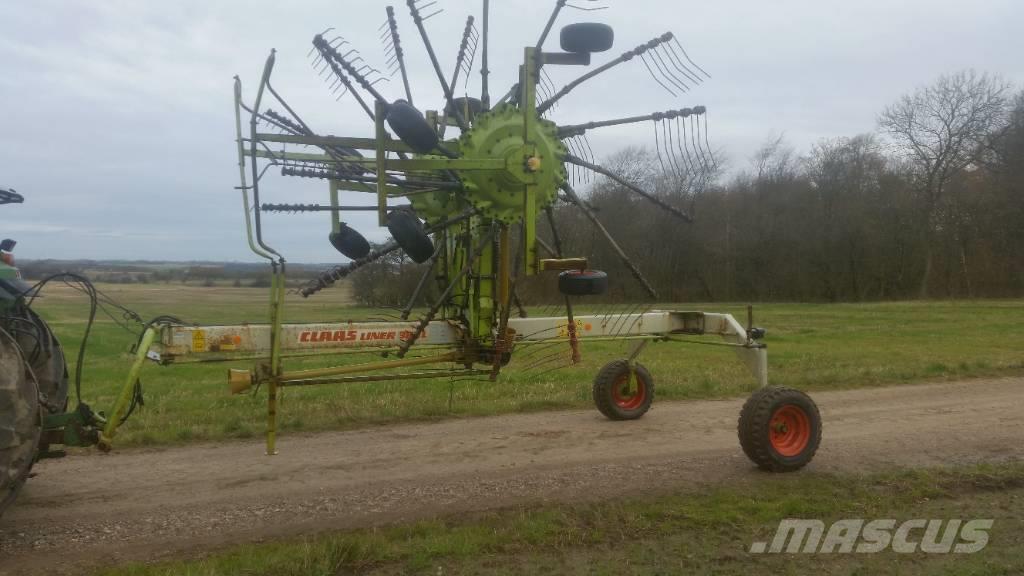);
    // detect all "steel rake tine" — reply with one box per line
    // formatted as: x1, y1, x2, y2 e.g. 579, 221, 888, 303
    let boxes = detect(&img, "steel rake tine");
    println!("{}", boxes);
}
662, 42, 701, 85
578, 136, 593, 183
679, 115, 697, 180
673, 117, 694, 180
662, 119, 683, 181
653, 121, 669, 176
638, 52, 679, 97
609, 304, 640, 337
651, 45, 691, 93
702, 112, 718, 173
689, 114, 711, 181
518, 348, 571, 372
673, 37, 711, 79
580, 133, 596, 165
566, 1, 609, 11
568, 137, 584, 184
679, 114, 698, 180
